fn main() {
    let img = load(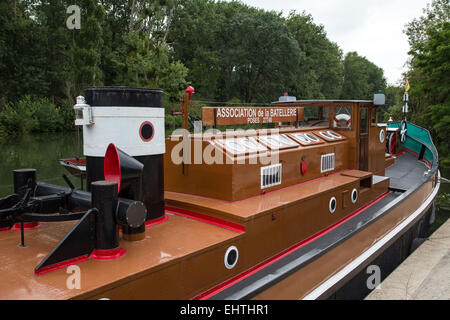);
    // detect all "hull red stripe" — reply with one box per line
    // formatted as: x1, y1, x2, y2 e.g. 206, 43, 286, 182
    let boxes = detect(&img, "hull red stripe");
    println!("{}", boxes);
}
193, 191, 390, 300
